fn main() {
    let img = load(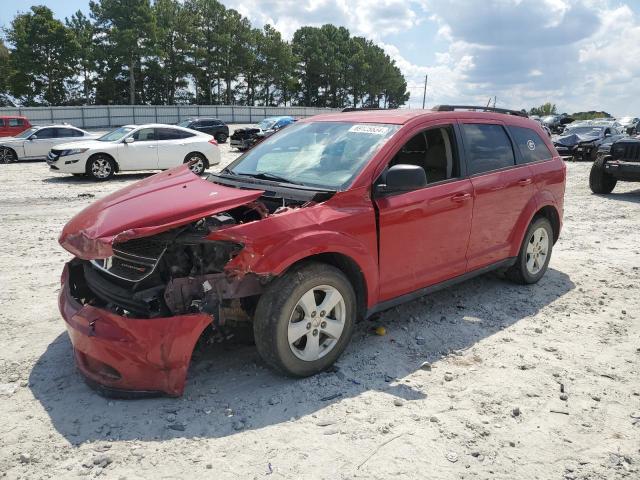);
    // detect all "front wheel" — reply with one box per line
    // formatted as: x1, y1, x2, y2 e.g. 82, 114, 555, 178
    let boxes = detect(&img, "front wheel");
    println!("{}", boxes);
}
589, 157, 617, 194
506, 217, 553, 285
86, 155, 115, 181
185, 152, 207, 175
253, 263, 356, 377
